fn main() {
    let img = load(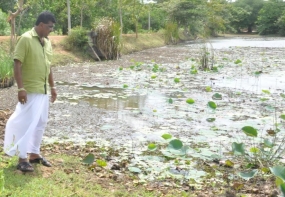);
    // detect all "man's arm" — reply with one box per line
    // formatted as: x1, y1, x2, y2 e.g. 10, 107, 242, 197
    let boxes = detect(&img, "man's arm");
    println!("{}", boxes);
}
14, 59, 27, 104
48, 68, 57, 103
